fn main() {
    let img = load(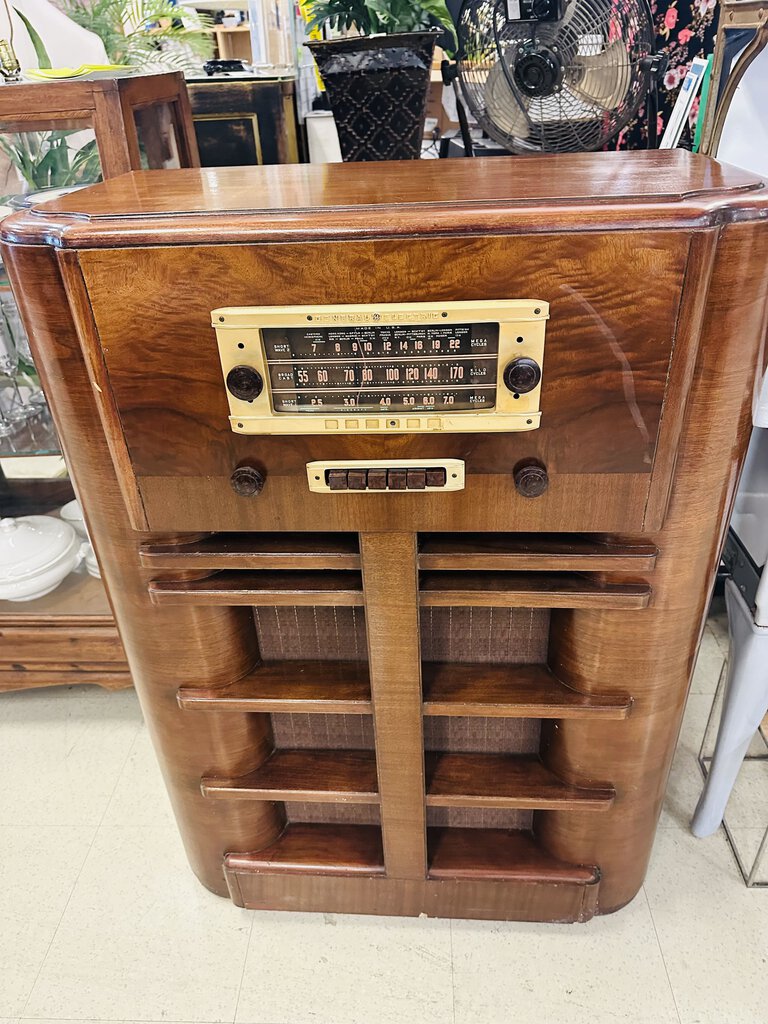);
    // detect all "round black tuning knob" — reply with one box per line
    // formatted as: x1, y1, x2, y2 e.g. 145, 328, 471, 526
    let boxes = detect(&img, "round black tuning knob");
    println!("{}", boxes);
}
504, 357, 542, 395
226, 365, 263, 402
230, 465, 266, 498
514, 460, 549, 499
